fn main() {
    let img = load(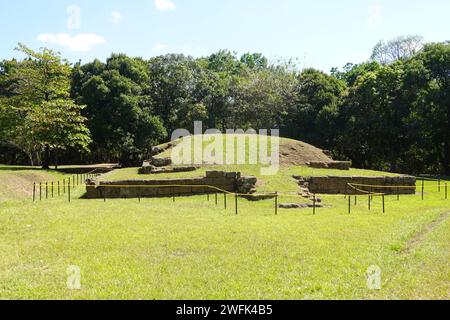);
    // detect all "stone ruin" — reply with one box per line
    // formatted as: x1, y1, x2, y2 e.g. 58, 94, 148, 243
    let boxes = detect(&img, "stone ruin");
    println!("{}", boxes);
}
85, 171, 258, 199
294, 175, 416, 195
139, 161, 199, 175
307, 161, 352, 170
